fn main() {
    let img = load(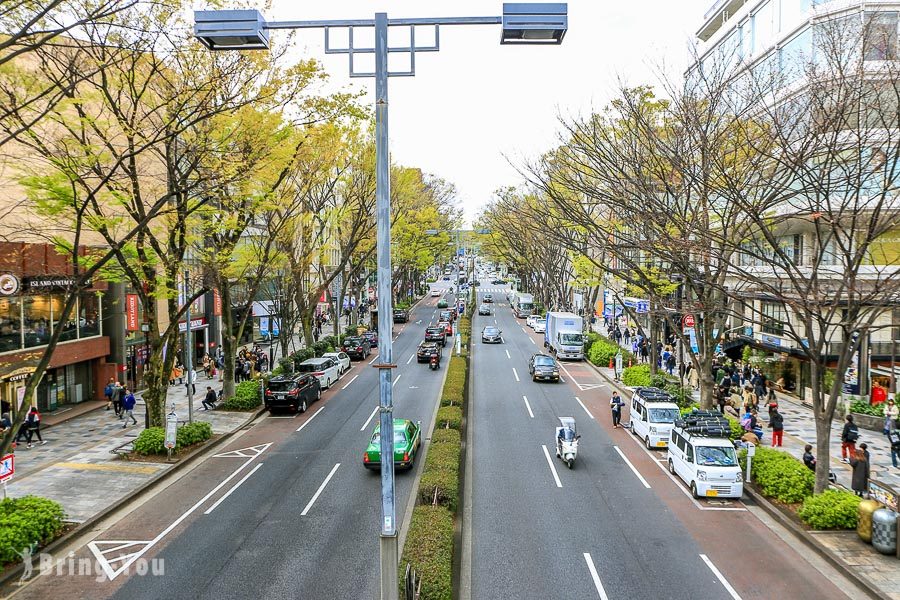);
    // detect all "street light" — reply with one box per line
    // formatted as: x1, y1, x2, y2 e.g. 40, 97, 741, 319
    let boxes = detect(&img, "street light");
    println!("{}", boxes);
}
194, 6, 566, 599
